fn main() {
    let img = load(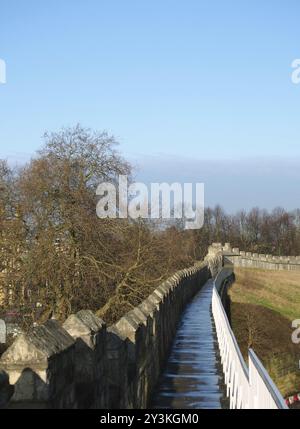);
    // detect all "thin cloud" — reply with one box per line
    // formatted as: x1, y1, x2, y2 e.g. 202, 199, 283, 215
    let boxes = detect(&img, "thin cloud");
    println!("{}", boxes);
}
132, 154, 300, 212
